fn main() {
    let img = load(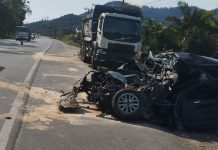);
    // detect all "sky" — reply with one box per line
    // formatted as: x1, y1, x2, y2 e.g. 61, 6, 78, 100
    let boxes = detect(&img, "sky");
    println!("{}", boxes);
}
25, 0, 218, 23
